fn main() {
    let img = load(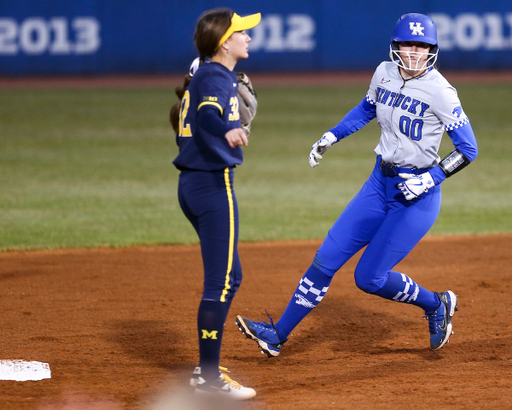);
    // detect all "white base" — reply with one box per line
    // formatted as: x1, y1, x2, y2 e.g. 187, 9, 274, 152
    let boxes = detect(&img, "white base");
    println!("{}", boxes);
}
0, 360, 51, 381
